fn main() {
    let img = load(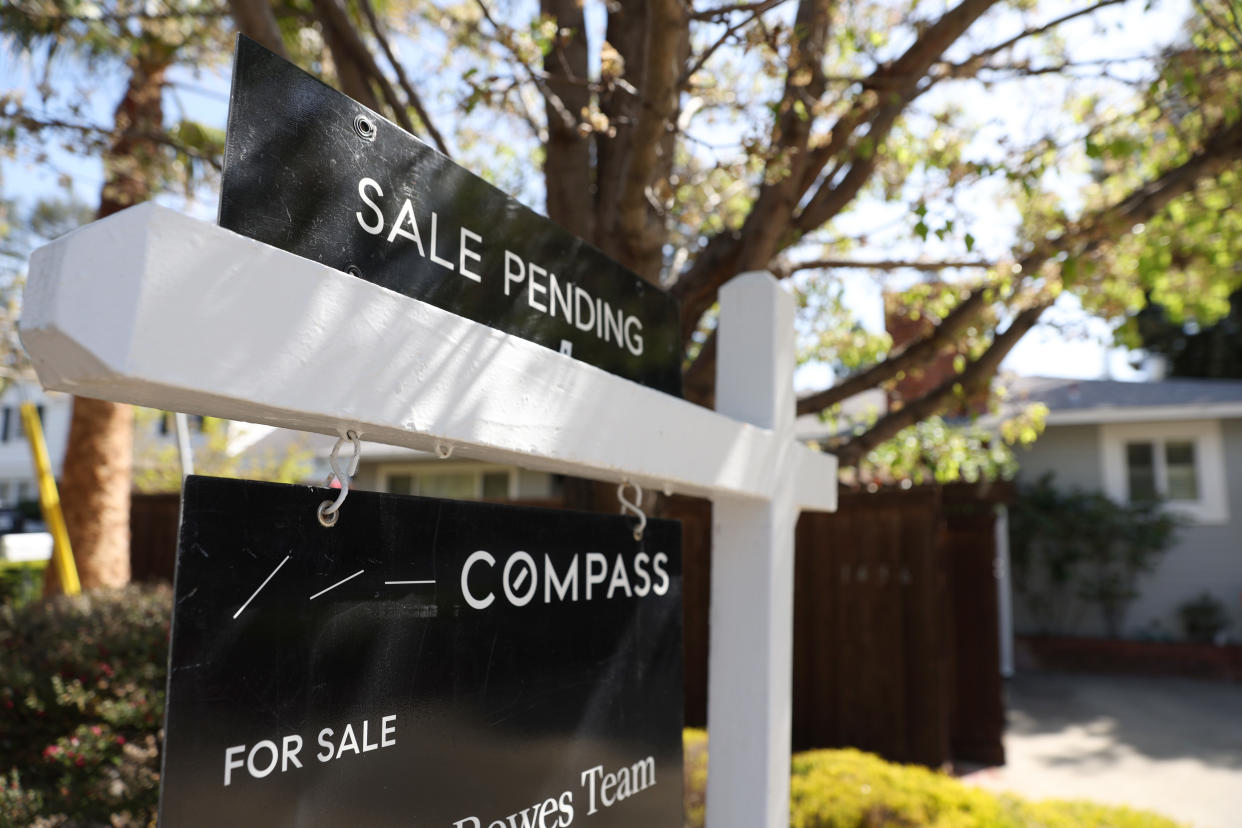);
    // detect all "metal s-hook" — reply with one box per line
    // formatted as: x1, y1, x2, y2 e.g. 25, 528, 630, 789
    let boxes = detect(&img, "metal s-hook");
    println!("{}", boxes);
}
617, 480, 647, 542
318, 430, 362, 527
